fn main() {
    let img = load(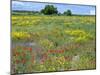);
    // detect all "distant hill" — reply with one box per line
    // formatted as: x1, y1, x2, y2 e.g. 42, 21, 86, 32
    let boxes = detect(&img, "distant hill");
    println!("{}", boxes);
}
12, 10, 41, 15
12, 10, 96, 16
